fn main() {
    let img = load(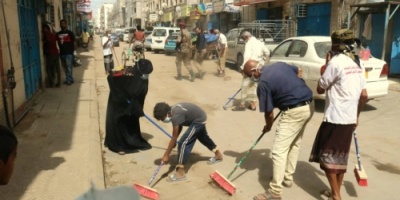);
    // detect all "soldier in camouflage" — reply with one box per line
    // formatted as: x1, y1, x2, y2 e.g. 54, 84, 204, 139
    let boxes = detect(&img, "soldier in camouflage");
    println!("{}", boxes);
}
175, 22, 195, 82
